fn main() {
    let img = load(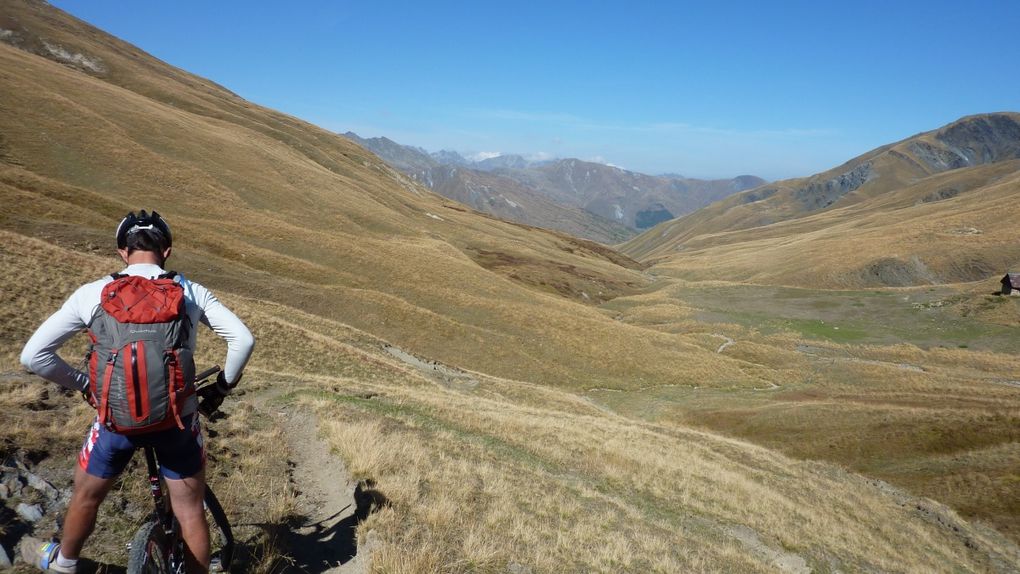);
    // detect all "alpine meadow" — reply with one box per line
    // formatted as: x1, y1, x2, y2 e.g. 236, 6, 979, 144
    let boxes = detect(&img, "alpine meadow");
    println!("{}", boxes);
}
2, 1, 1020, 573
